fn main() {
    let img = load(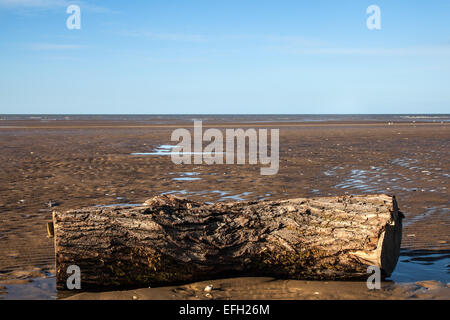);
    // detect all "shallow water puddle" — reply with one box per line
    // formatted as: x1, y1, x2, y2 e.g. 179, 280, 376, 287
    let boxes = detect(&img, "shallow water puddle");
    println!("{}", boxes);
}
219, 192, 253, 201
172, 172, 202, 181
391, 157, 450, 180
332, 164, 447, 194
131, 144, 223, 156
388, 249, 450, 283
95, 203, 142, 208
172, 177, 202, 181
161, 189, 190, 196
131, 144, 175, 155
0, 277, 56, 300
160, 189, 254, 201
